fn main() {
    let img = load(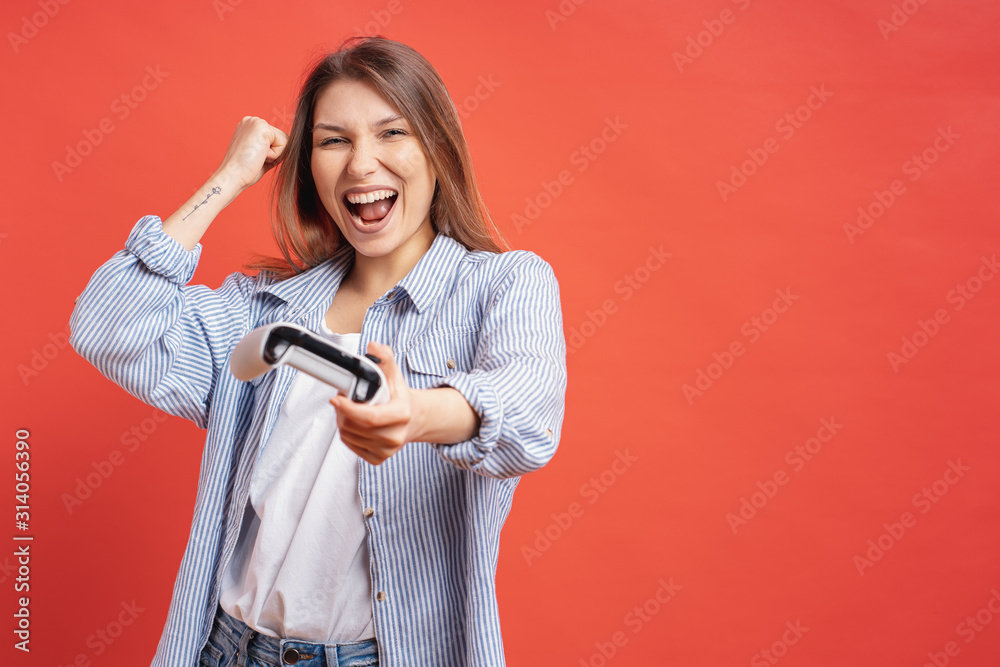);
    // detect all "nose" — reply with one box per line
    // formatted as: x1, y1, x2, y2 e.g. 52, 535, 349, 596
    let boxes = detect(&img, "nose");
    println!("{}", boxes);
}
346, 136, 379, 178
